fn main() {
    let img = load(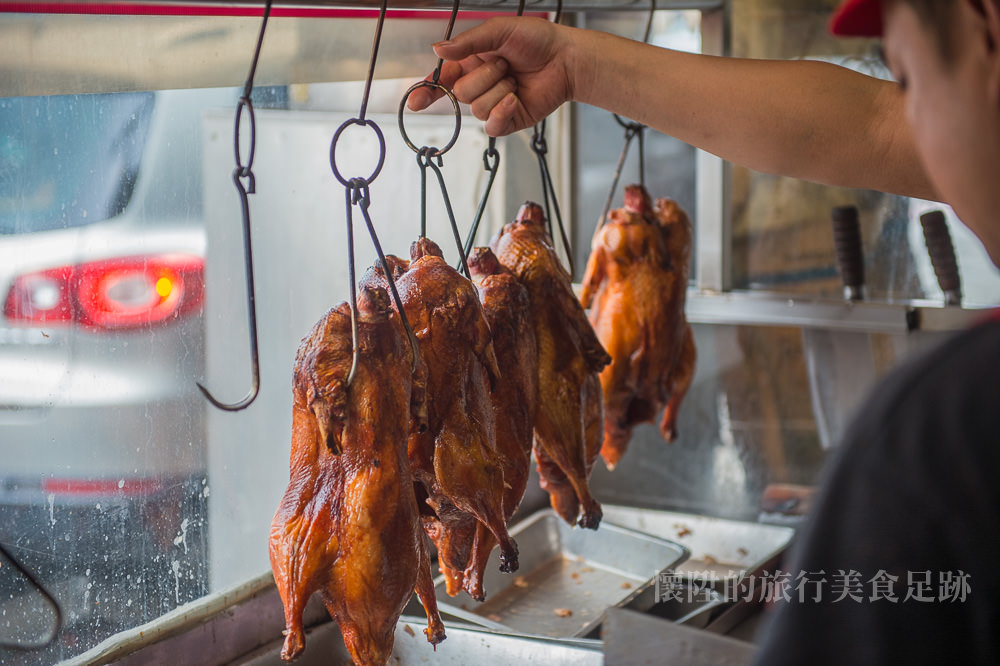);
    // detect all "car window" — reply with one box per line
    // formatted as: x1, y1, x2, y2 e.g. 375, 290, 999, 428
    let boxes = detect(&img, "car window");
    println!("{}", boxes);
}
0, 92, 153, 235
